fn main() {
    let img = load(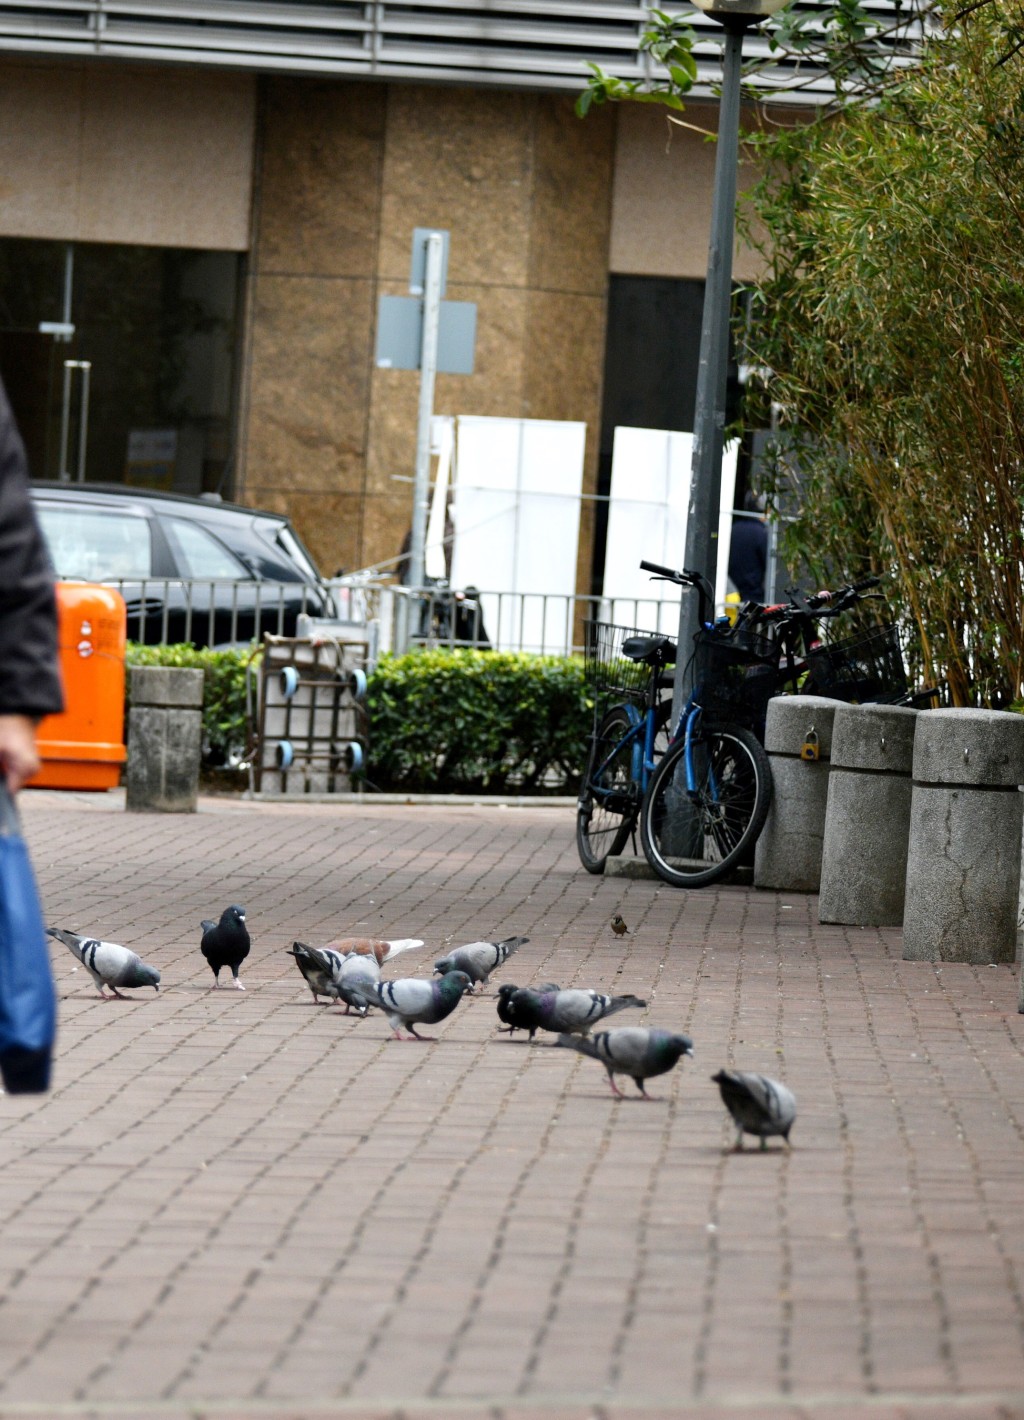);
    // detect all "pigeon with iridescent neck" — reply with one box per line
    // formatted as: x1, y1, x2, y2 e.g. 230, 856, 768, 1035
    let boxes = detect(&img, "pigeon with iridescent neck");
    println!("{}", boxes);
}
556, 1027, 693, 1098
